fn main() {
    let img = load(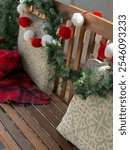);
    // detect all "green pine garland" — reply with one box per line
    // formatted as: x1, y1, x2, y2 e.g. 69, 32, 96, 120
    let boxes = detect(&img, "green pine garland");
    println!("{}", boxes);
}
37, 0, 63, 37
74, 68, 113, 99
46, 42, 82, 82
0, 0, 19, 49
25, 0, 63, 37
